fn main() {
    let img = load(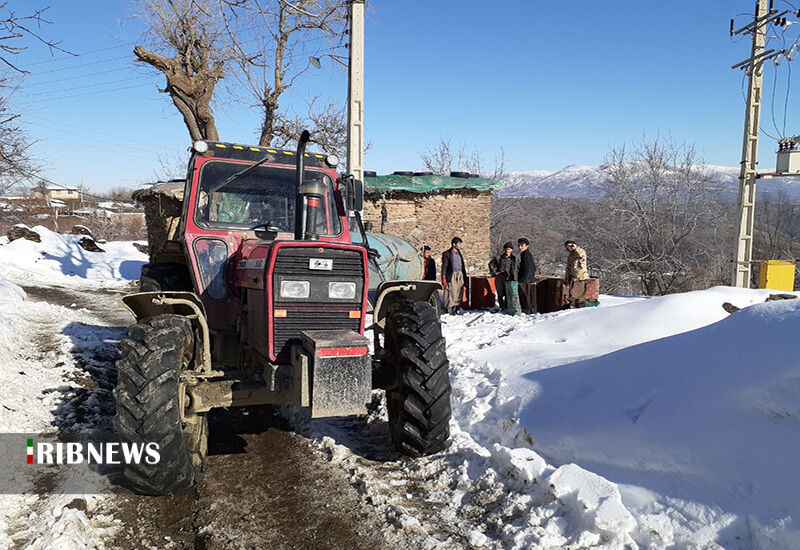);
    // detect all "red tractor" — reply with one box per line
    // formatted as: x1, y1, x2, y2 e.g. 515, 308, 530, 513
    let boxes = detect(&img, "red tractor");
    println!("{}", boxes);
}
115, 132, 452, 494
